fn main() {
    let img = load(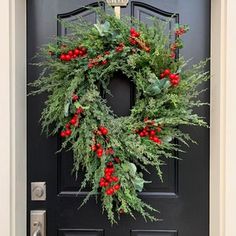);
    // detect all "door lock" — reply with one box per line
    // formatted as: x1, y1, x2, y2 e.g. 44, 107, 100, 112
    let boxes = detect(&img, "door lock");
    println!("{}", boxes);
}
31, 210, 46, 236
31, 182, 46, 201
